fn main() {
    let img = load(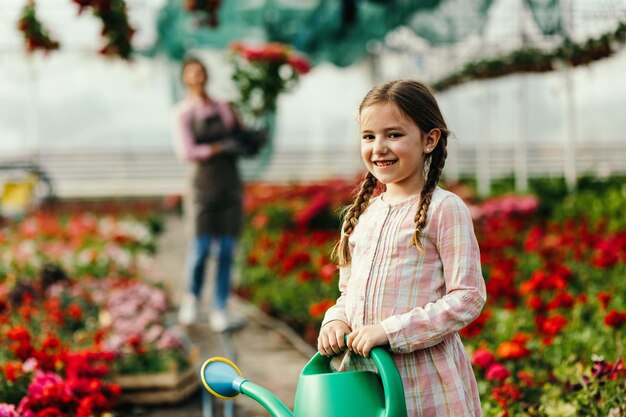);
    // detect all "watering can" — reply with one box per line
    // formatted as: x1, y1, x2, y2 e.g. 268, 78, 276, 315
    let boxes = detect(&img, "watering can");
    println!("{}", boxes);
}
200, 340, 407, 417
